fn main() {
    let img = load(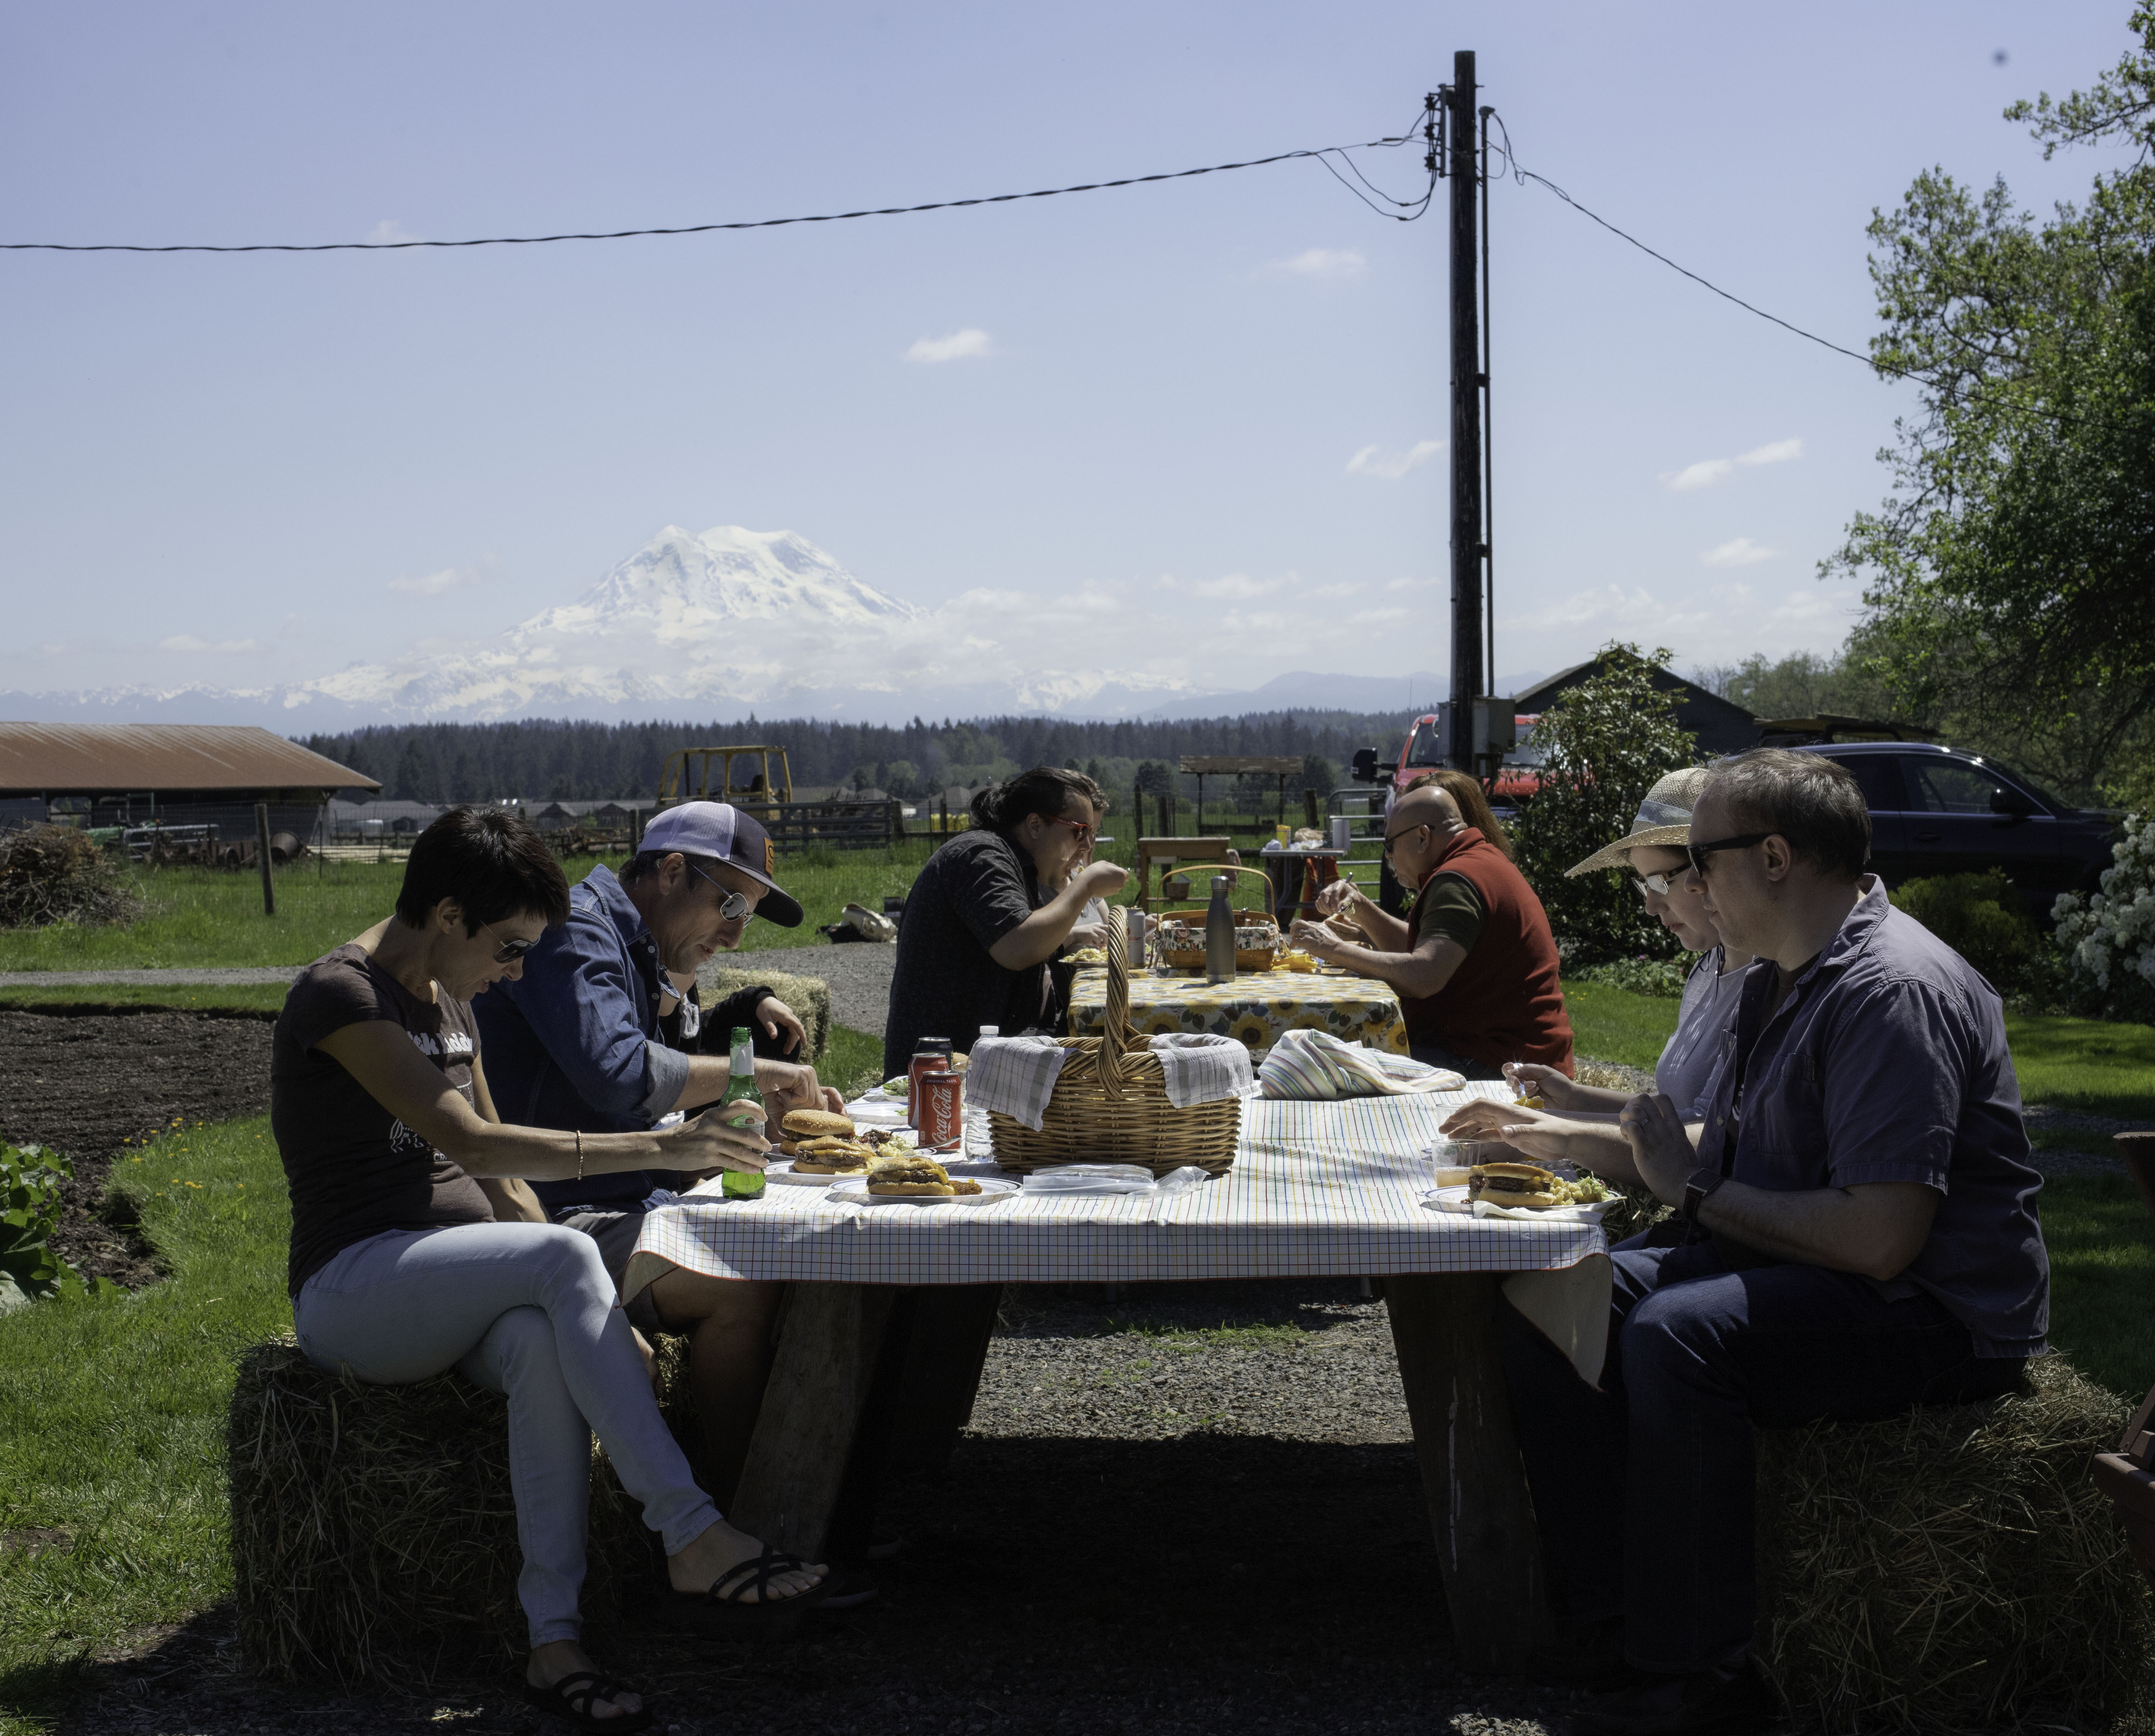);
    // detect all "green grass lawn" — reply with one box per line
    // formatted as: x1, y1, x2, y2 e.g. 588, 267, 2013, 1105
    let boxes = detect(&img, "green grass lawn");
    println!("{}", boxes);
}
0, 1116, 293, 1734
1561, 979, 1680, 1072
